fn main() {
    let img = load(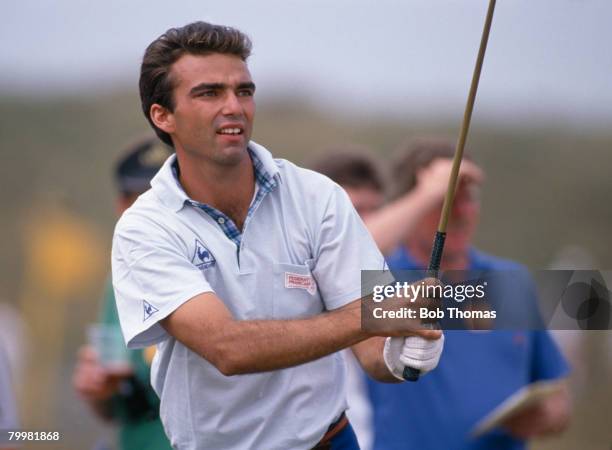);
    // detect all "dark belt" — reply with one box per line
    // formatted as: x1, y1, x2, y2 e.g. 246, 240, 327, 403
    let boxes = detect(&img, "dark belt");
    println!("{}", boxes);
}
311, 412, 349, 450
